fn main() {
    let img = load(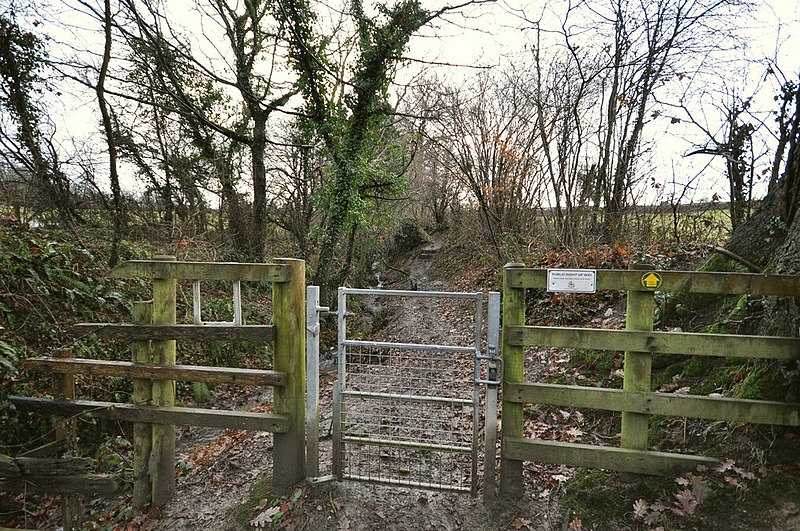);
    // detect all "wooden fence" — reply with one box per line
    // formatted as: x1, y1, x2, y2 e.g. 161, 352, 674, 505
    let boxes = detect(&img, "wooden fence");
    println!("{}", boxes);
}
11, 257, 306, 511
500, 264, 800, 497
